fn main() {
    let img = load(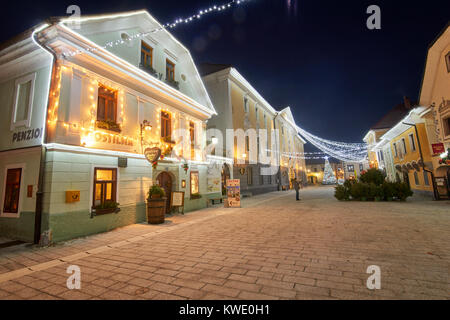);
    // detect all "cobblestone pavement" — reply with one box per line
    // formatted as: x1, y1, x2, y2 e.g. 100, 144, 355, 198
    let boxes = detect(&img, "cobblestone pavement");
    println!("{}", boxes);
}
0, 186, 449, 300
